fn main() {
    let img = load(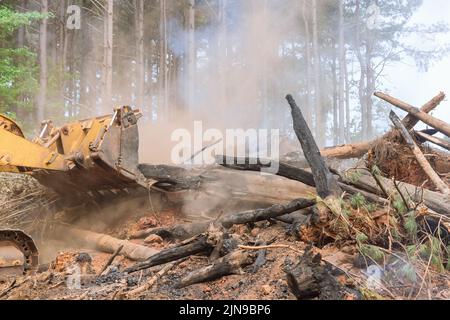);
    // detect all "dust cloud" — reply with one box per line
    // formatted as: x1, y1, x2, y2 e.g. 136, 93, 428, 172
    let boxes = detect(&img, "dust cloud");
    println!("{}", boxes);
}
139, 1, 304, 165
